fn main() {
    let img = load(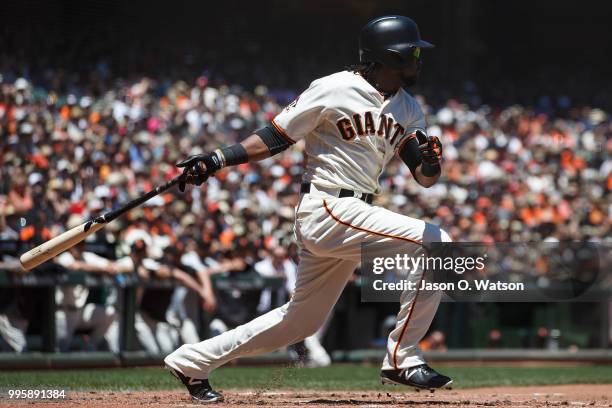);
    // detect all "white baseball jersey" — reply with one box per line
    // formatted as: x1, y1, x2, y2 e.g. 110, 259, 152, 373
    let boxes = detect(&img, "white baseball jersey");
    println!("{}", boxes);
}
272, 70, 426, 194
